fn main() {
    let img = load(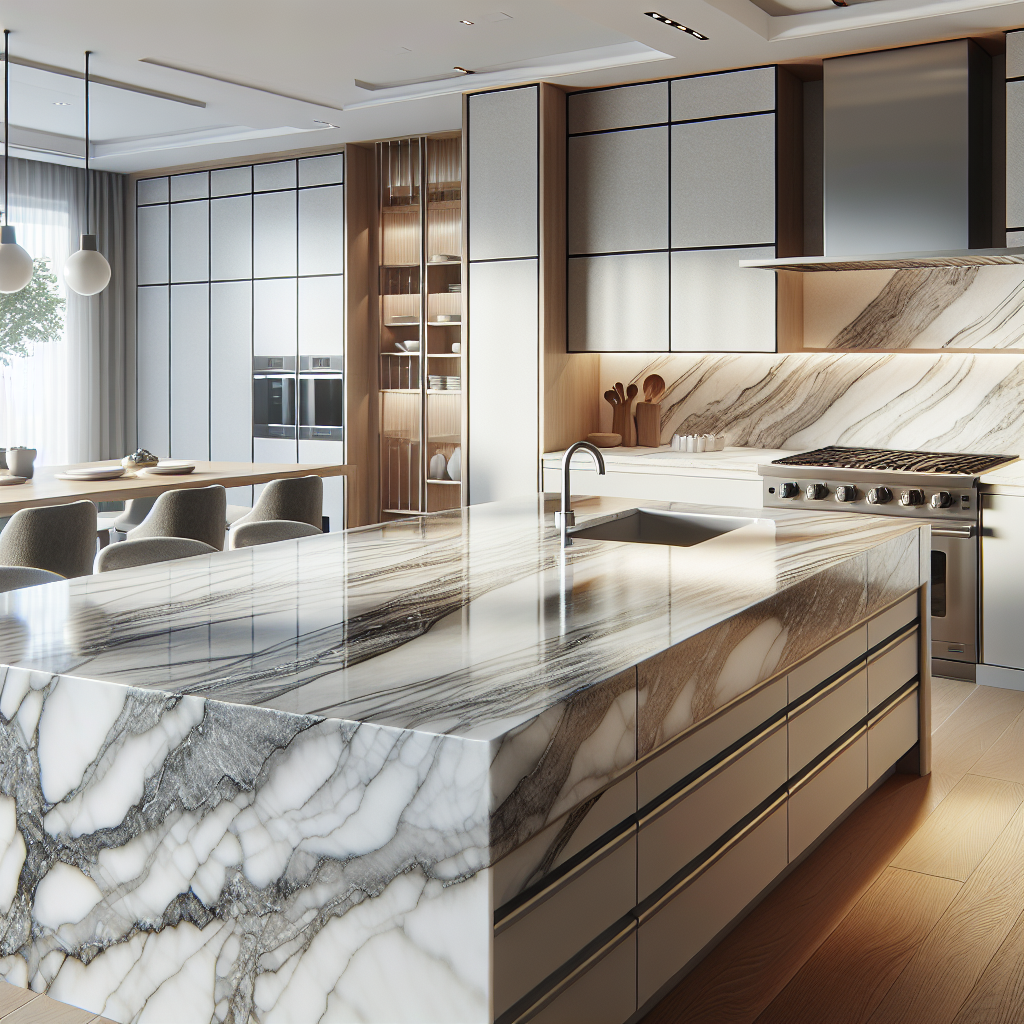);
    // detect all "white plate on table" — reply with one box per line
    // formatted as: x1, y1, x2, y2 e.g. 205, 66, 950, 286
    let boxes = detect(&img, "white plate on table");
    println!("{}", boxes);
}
56, 465, 126, 481
0, 476, 26, 485
142, 461, 196, 475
